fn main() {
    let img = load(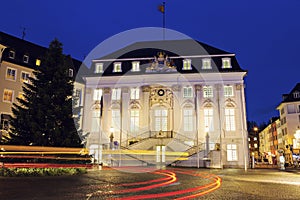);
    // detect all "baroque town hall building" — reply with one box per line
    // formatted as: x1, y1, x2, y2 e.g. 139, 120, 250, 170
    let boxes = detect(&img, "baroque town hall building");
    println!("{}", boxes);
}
82, 39, 248, 168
